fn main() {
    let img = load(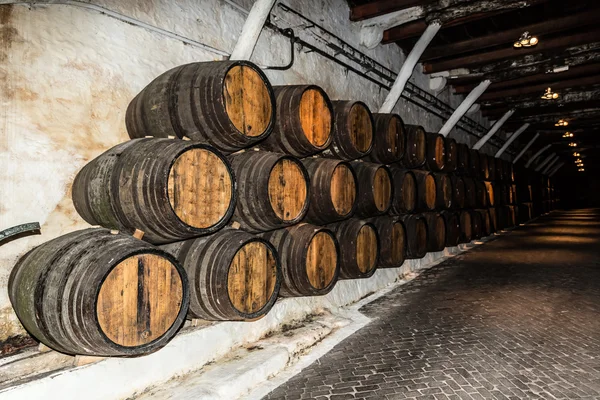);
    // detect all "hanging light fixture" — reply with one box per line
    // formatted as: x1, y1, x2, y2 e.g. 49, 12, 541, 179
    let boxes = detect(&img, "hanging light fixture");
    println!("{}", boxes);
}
569, 142, 578, 147
575, 159, 582, 163
555, 119, 568, 127
579, 168, 585, 172
563, 132, 574, 138
573, 152, 580, 157
514, 31, 539, 48
541, 87, 559, 100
